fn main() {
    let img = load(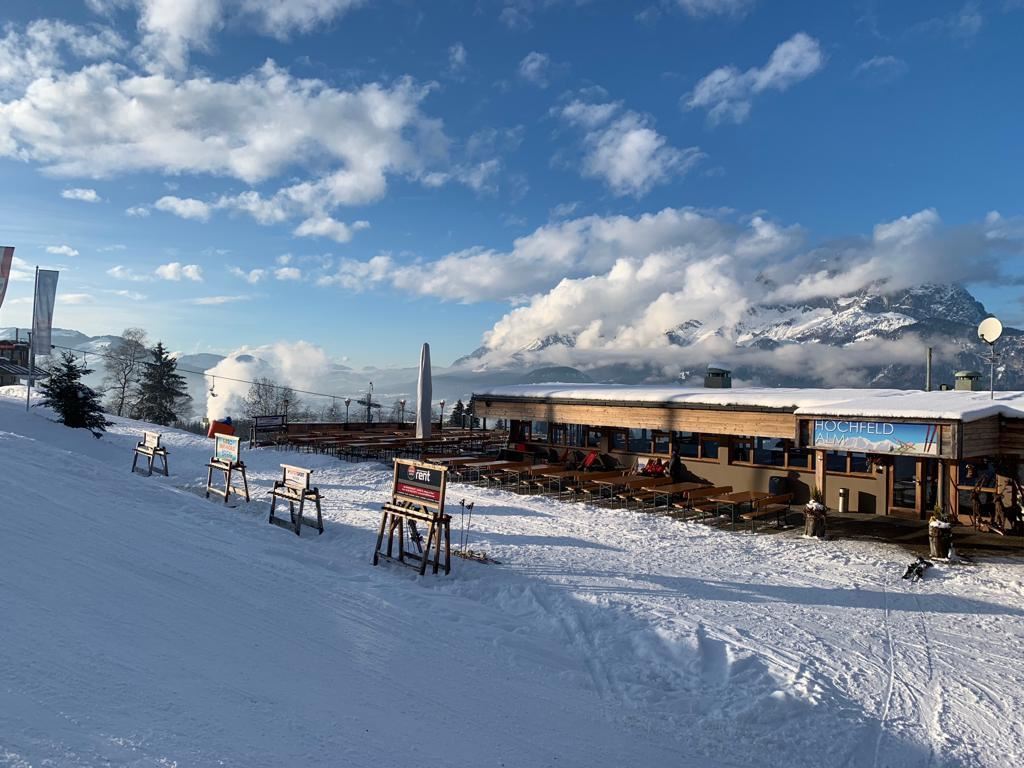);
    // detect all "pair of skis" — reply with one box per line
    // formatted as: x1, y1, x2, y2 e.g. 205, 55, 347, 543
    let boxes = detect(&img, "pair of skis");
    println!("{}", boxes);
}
902, 556, 933, 583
